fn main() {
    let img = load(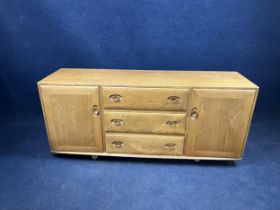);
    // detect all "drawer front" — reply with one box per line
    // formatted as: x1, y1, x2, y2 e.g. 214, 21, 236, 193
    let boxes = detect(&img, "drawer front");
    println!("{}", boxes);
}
102, 87, 189, 111
106, 133, 184, 155
104, 111, 186, 135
